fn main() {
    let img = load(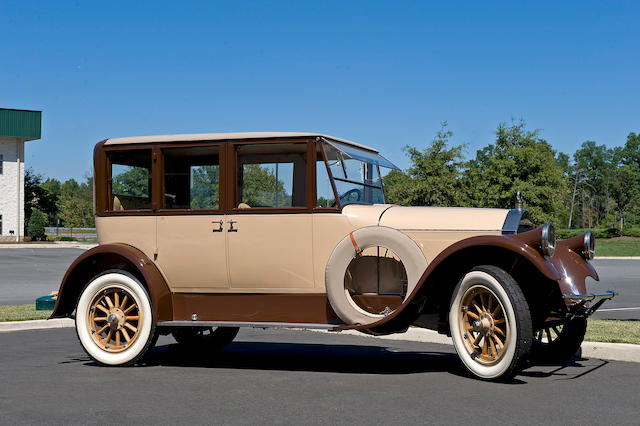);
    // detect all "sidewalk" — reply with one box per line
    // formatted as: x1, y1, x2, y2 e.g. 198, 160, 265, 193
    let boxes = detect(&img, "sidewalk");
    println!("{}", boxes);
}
1, 319, 638, 364
0, 242, 97, 249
